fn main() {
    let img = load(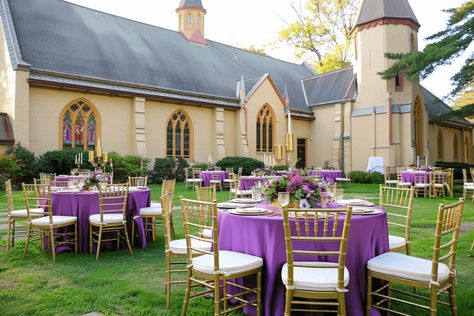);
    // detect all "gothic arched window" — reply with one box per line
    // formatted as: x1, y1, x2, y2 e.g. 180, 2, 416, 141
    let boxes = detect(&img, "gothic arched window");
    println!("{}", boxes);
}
167, 109, 192, 159
437, 131, 444, 160
453, 134, 459, 160
60, 99, 100, 150
256, 104, 274, 153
